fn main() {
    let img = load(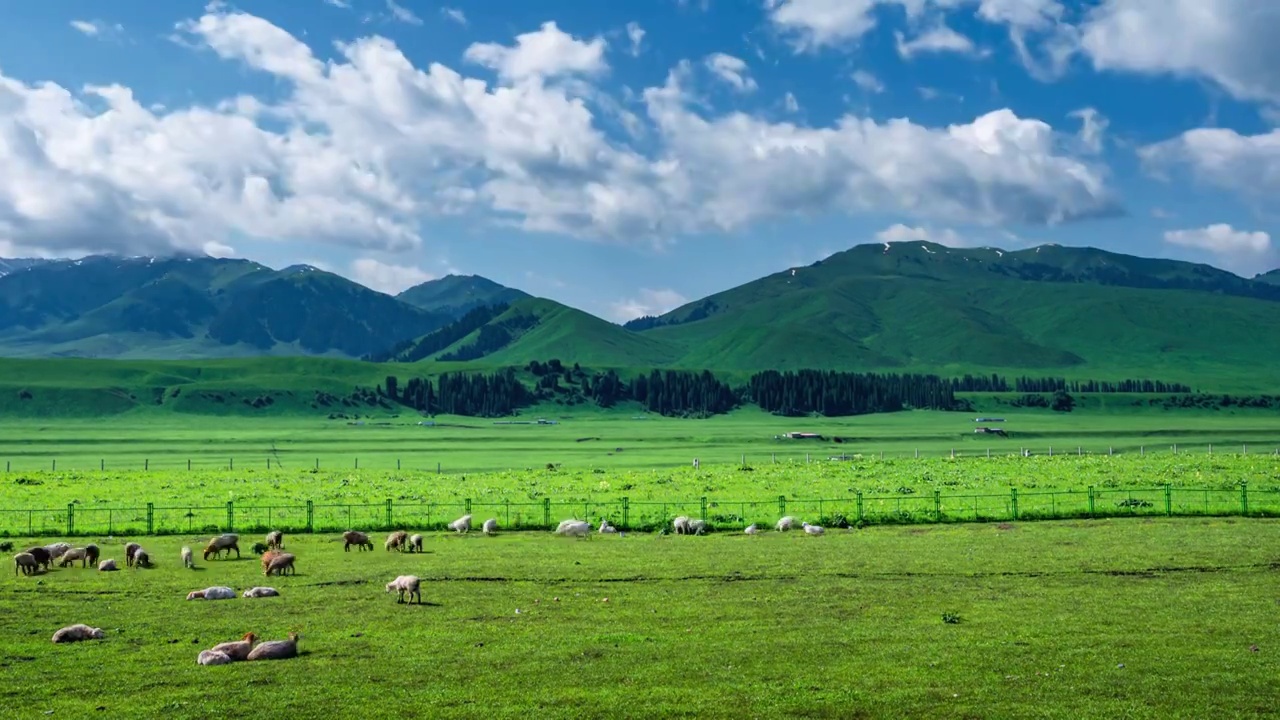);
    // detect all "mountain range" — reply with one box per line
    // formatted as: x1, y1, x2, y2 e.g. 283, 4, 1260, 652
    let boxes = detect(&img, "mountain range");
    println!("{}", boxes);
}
3, 243, 1280, 388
